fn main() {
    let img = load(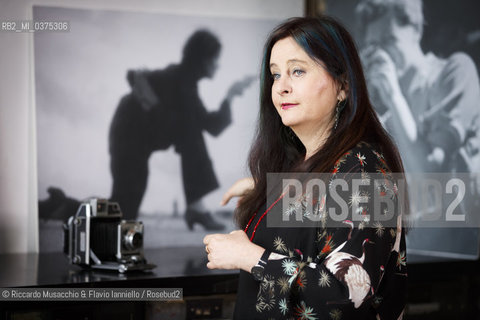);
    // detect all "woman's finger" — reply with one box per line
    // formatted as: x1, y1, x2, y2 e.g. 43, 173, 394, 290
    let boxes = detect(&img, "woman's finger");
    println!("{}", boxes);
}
220, 190, 234, 206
